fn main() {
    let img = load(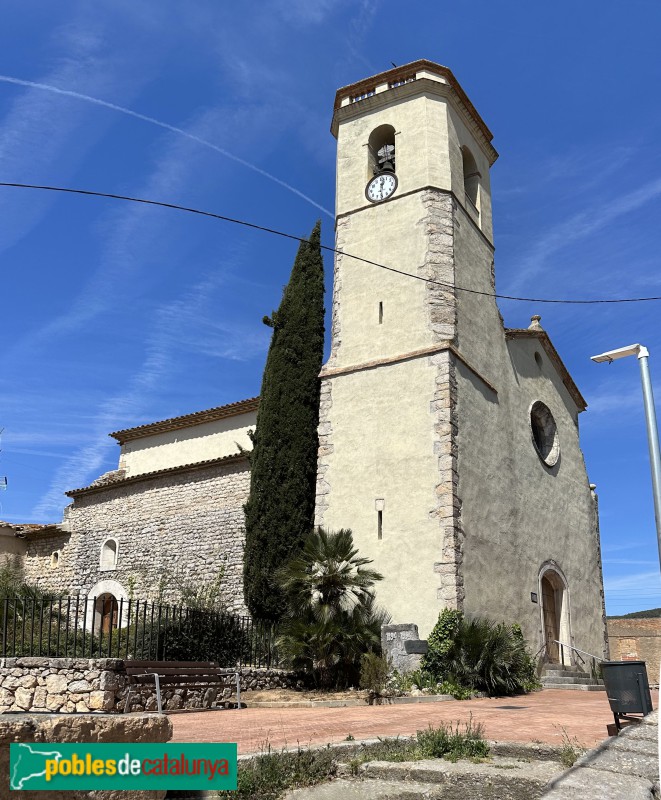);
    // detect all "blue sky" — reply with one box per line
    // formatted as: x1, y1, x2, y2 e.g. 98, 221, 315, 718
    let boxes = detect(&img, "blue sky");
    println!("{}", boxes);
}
0, 1, 660, 616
